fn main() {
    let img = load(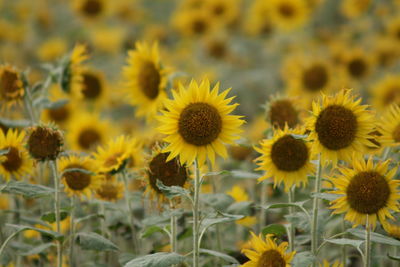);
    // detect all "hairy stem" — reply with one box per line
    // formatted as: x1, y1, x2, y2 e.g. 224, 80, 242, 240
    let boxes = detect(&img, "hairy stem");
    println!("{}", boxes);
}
288, 186, 295, 251
50, 160, 62, 267
365, 215, 371, 267
192, 159, 201, 267
311, 154, 322, 267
